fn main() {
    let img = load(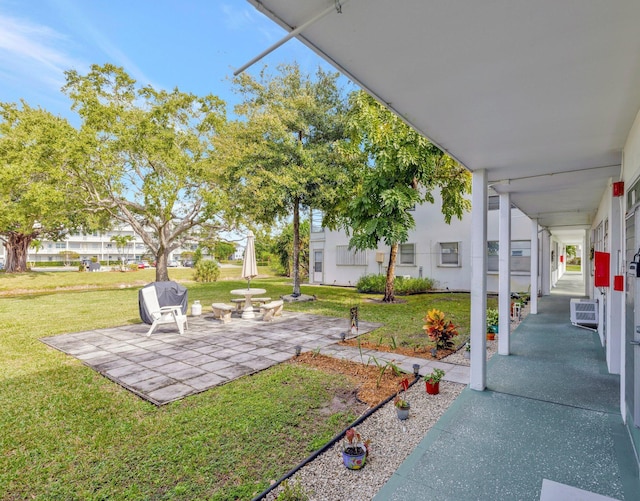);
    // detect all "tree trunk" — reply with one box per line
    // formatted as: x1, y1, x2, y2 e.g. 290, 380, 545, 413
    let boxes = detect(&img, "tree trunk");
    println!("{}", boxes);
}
3, 232, 35, 273
292, 198, 301, 297
155, 249, 169, 282
383, 243, 398, 303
